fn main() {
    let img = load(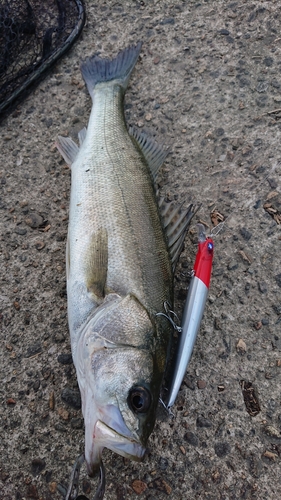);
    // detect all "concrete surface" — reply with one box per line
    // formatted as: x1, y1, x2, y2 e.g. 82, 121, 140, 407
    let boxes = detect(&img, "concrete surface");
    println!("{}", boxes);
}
1, 1, 281, 499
